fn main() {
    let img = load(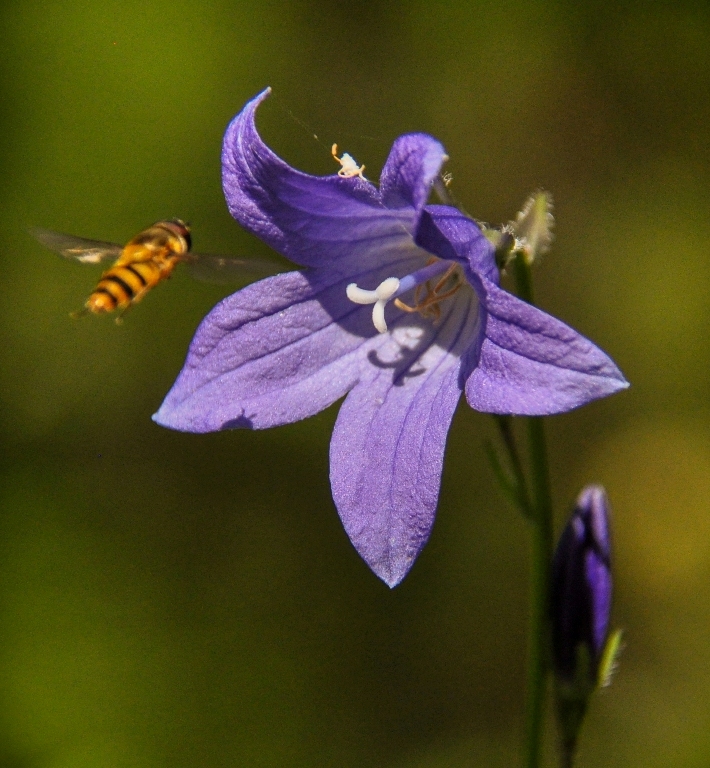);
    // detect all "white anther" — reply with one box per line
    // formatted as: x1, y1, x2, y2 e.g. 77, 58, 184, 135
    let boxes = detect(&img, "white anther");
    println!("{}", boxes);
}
346, 277, 401, 334
332, 144, 366, 179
